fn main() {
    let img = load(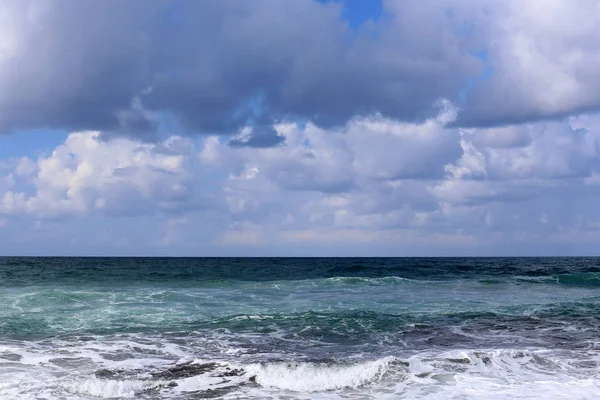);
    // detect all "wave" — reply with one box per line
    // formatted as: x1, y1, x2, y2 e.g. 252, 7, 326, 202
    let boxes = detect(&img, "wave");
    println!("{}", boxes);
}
173, 272, 600, 293
2, 257, 600, 287
2, 301, 600, 343
291, 272, 600, 288
4, 270, 600, 292
513, 272, 600, 287
191, 272, 600, 289
315, 272, 600, 288
246, 356, 398, 392
2, 325, 599, 399
63, 377, 158, 398
60, 357, 404, 397
56, 349, 600, 398
280, 275, 420, 288
208, 271, 600, 289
